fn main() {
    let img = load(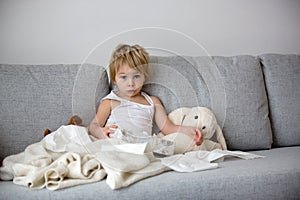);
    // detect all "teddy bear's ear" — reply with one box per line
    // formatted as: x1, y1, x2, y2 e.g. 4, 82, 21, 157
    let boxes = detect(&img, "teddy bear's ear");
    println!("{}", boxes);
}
168, 107, 191, 125
215, 125, 227, 150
